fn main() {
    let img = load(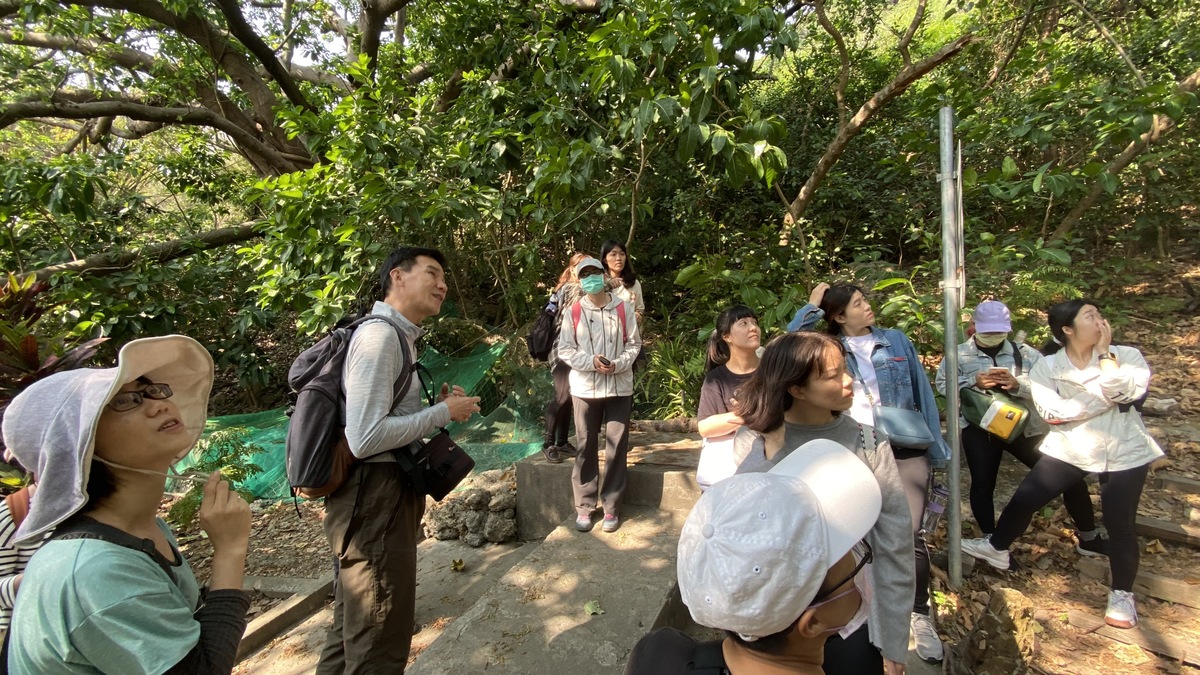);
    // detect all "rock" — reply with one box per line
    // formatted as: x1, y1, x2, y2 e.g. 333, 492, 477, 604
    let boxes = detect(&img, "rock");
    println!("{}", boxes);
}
464, 510, 486, 533
951, 586, 1040, 675
463, 532, 487, 548
484, 512, 517, 543
488, 491, 517, 512
1142, 397, 1180, 416
462, 488, 490, 511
